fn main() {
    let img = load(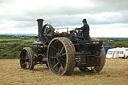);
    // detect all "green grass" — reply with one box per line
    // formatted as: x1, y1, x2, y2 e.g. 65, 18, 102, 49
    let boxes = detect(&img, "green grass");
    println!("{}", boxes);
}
0, 38, 21, 41
22, 39, 35, 43
104, 41, 128, 48
0, 37, 34, 59
0, 38, 35, 42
